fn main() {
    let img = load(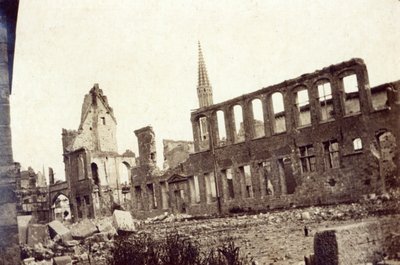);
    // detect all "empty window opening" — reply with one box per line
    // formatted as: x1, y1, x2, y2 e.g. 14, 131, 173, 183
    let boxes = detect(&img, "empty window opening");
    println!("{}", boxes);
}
199, 117, 208, 140
134, 186, 143, 210
277, 159, 287, 194
271, 92, 286, 133
173, 189, 186, 213
353, 138, 363, 151
323, 140, 340, 169
259, 161, 274, 196
197, 116, 209, 151
204, 172, 217, 203
150, 152, 156, 163
52, 194, 71, 222
317, 82, 334, 121
343, 74, 361, 114
91, 163, 100, 186
216, 110, 227, 146
120, 162, 131, 185
221, 169, 235, 201
251, 99, 265, 138
239, 165, 253, 198
295, 88, 311, 127
372, 86, 389, 110
78, 155, 85, 180
146, 183, 157, 209
299, 145, 316, 173
100, 117, 106, 125
76, 197, 83, 219
233, 105, 244, 143
226, 169, 235, 199
189, 176, 201, 203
